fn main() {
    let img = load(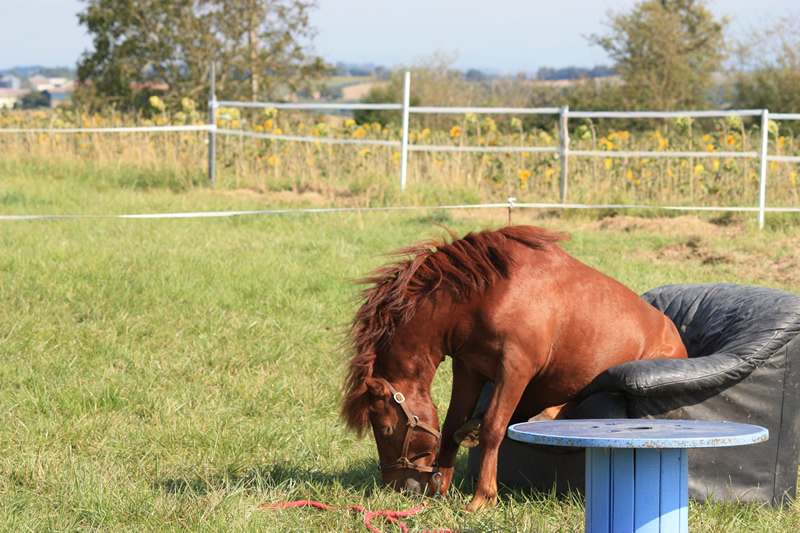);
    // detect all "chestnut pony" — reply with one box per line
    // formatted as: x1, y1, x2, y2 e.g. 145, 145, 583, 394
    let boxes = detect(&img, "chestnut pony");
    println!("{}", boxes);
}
342, 226, 686, 511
